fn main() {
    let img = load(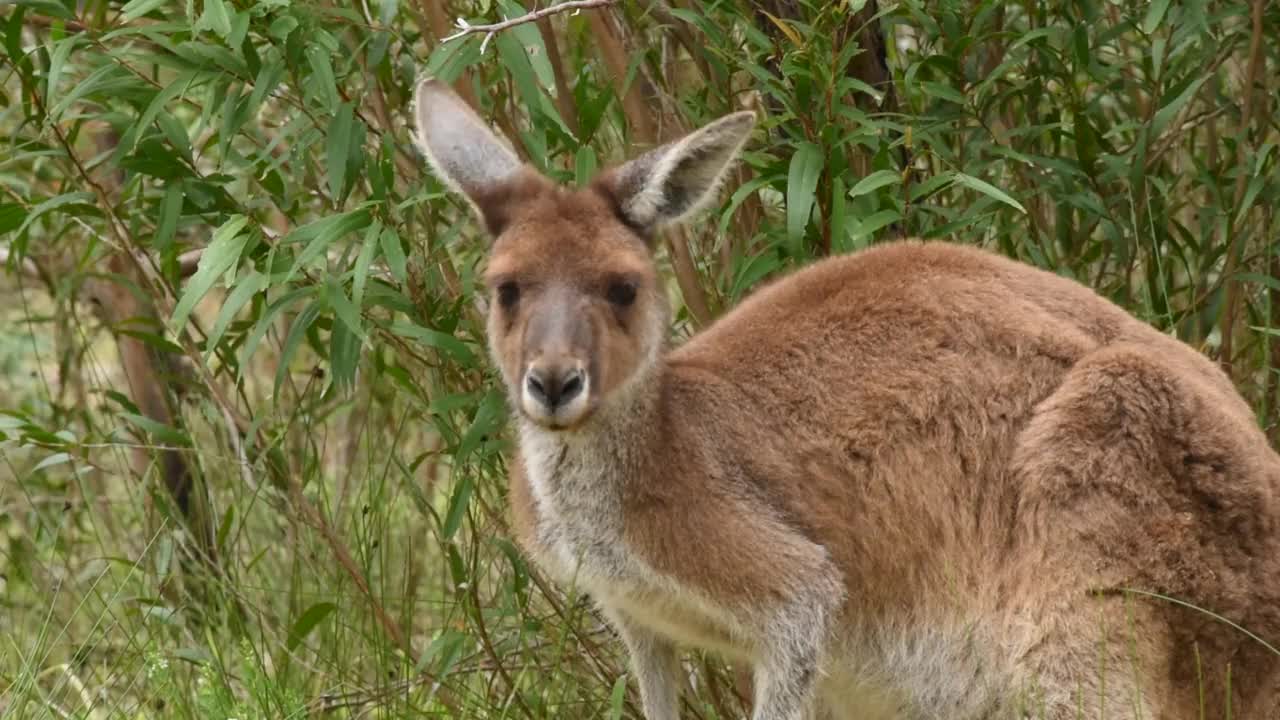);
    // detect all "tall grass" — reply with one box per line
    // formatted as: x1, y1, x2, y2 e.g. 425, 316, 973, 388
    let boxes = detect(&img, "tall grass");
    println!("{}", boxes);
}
0, 0, 1276, 718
